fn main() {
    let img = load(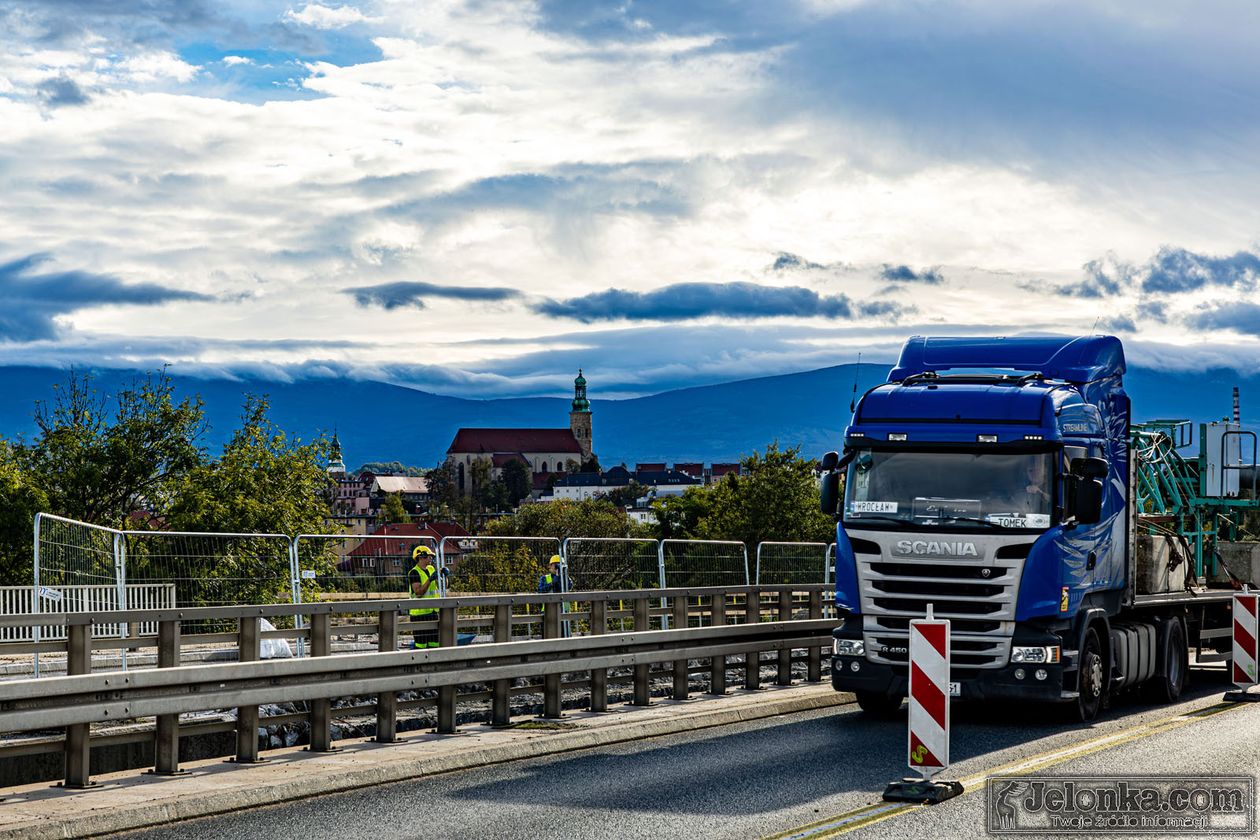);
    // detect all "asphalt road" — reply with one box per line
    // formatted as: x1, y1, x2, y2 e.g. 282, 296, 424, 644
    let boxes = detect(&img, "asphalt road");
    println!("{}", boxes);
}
117, 670, 1259, 840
